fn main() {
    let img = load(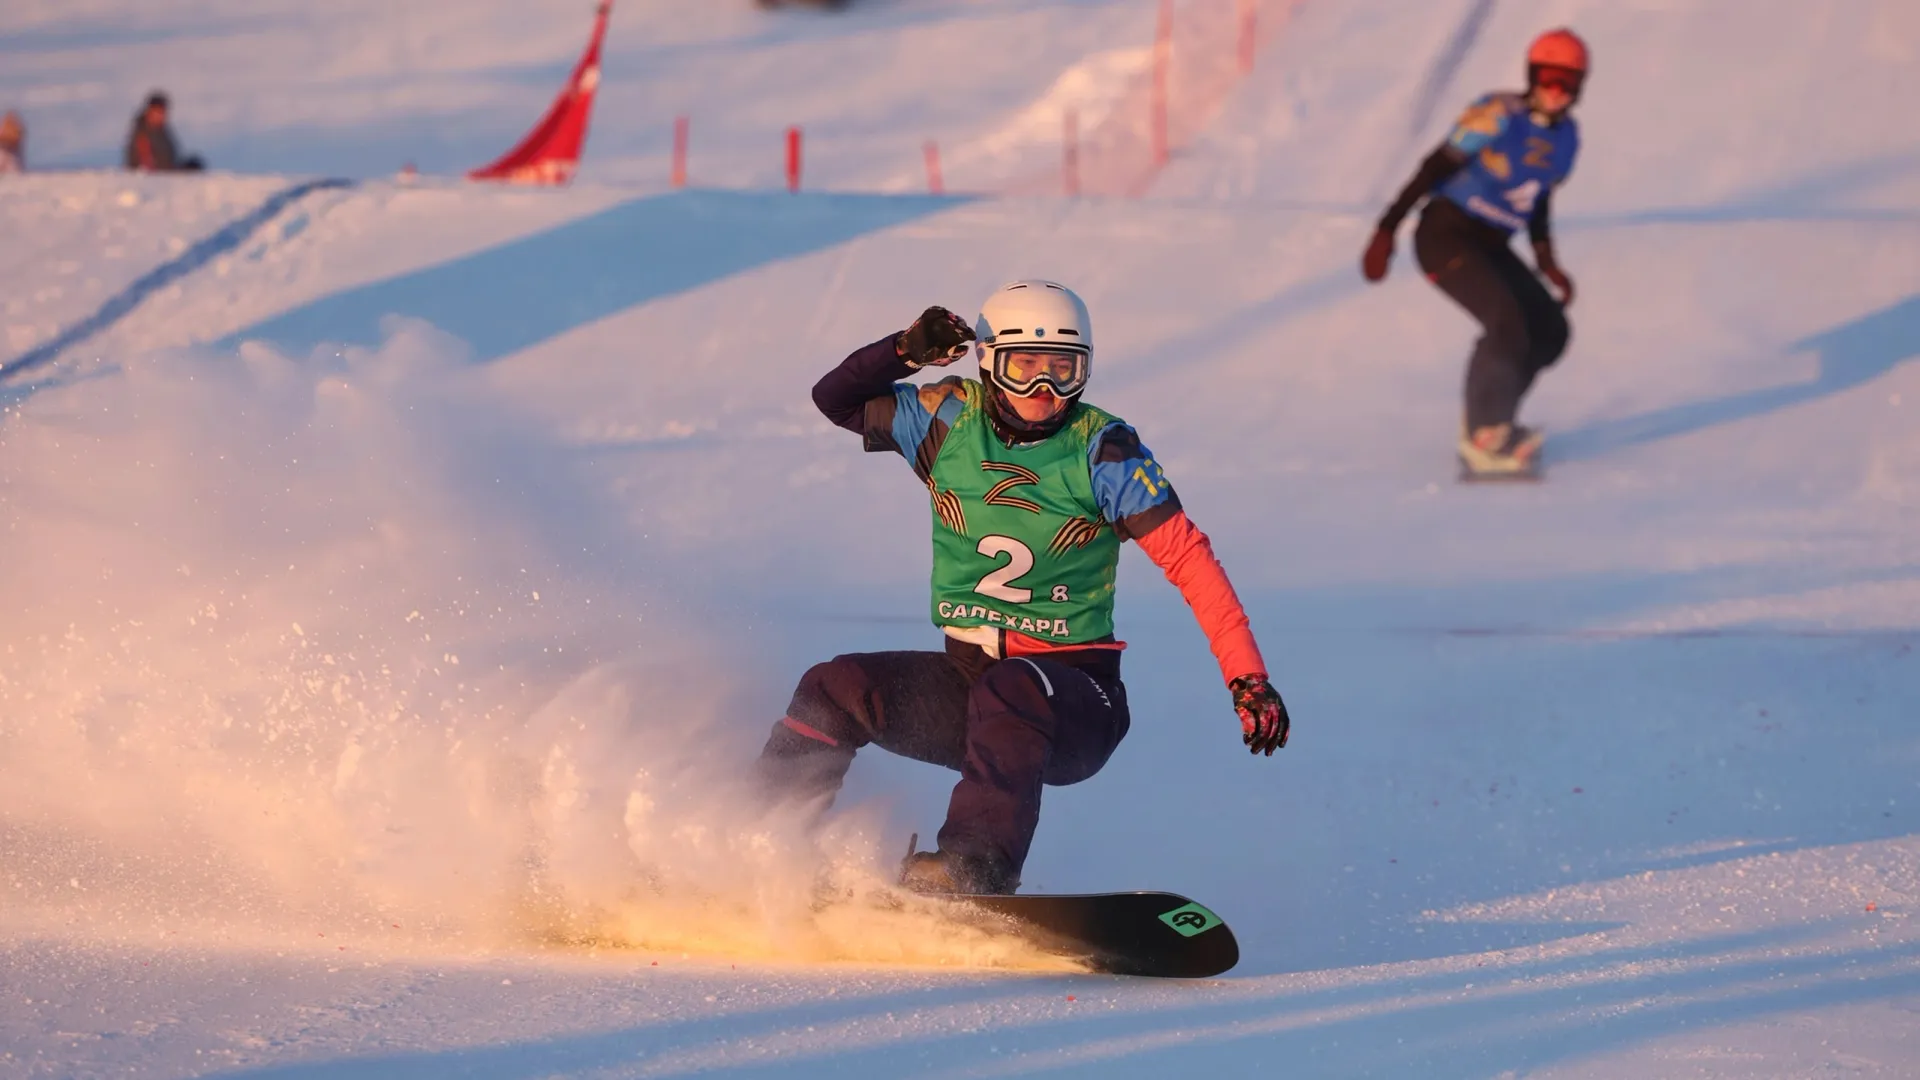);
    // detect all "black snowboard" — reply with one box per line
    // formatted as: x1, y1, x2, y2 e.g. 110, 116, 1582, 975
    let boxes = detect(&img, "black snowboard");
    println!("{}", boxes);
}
1457, 454, 1543, 483
947, 891, 1239, 978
